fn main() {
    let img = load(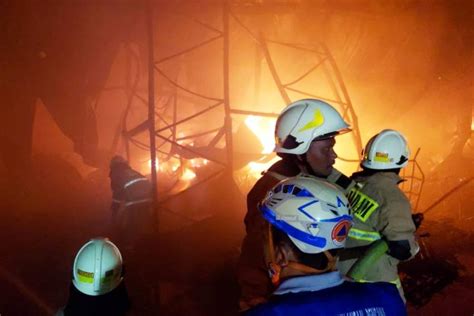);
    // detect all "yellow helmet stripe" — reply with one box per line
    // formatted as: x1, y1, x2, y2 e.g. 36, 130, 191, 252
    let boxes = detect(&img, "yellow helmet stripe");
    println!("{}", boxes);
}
298, 109, 324, 132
